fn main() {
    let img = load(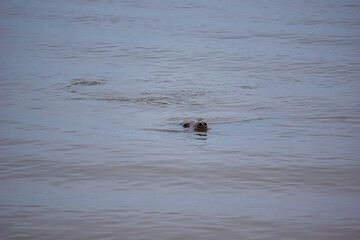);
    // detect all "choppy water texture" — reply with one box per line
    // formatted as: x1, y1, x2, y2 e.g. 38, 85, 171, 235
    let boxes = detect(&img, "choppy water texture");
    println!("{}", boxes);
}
1, 0, 360, 239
